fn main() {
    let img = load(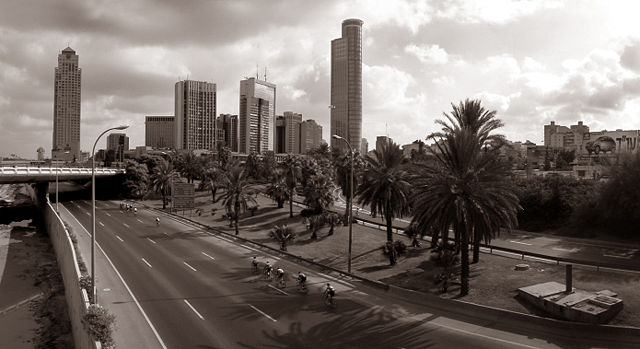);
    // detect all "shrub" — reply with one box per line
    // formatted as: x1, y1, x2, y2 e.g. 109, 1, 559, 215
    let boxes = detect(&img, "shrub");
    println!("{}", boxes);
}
269, 224, 295, 250
83, 304, 116, 348
79, 275, 93, 302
